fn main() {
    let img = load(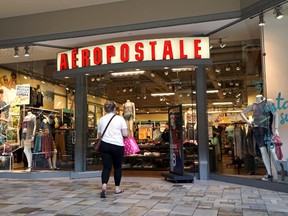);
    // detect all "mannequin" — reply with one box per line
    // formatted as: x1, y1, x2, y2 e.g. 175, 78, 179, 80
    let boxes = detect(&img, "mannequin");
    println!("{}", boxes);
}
240, 94, 279, 181
35, 85, 44, 108
22, 111, 36, 172
39, 115, 59, 170
123, 100, 135, 137
184, 108, 197, 140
